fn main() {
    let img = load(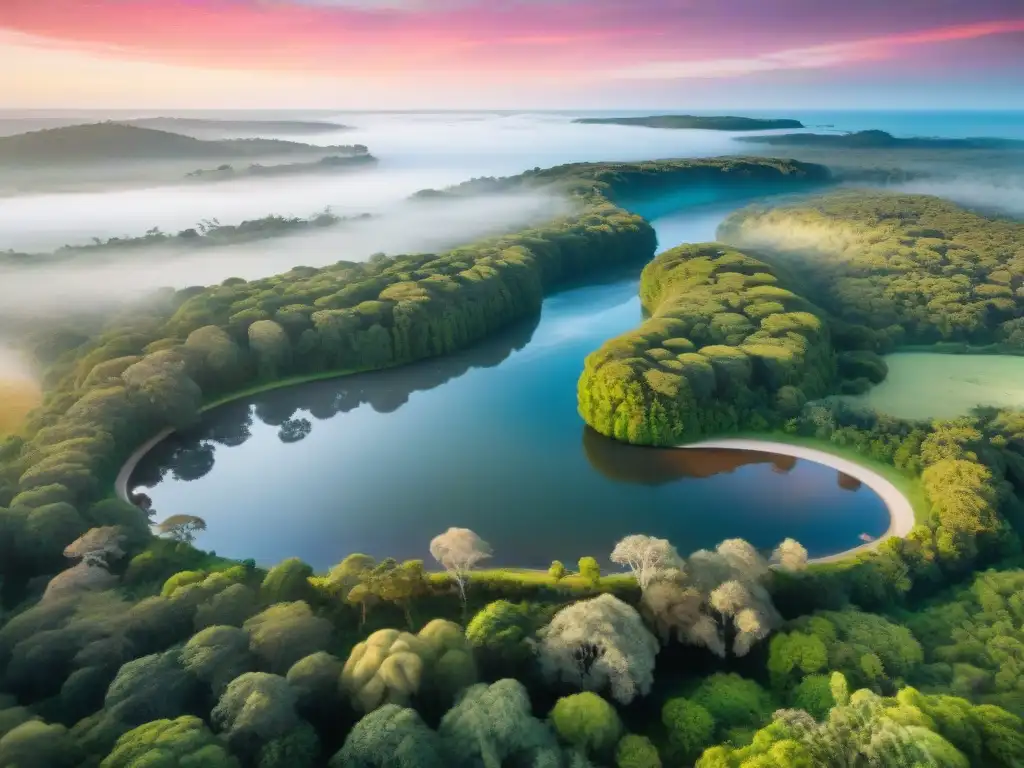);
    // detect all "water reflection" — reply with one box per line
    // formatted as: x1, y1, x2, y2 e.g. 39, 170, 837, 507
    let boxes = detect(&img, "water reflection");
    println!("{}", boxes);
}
128, 197, 890, 569
582, 427, 799, 484
582, 427, 865, 491
132, 314, 540, 488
